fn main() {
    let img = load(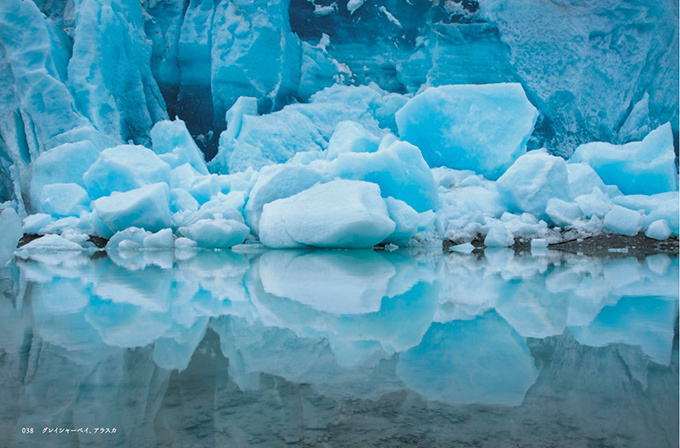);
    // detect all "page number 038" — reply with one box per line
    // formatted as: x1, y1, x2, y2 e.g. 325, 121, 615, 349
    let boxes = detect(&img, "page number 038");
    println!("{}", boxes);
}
22, 428, 34, 434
